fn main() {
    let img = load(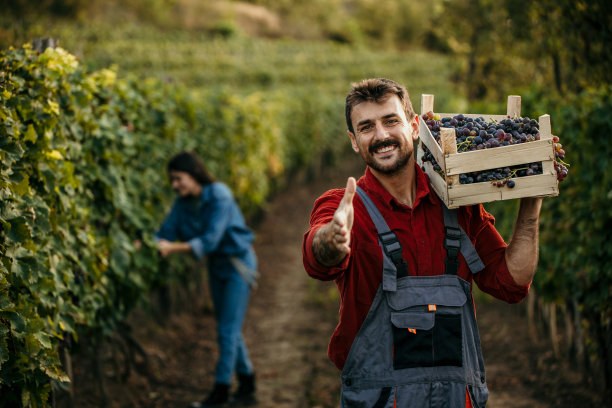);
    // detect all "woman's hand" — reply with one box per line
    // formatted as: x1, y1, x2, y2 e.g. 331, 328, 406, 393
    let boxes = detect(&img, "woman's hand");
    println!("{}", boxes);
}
157, 239, 193, 258
157, 239, 173, 257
